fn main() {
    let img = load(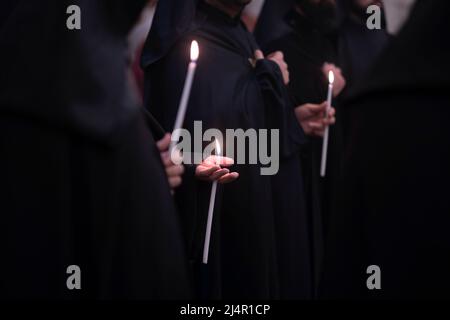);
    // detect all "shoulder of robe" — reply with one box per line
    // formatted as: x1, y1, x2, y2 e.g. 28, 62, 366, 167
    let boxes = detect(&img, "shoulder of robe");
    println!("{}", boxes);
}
342, 0, 450, 109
